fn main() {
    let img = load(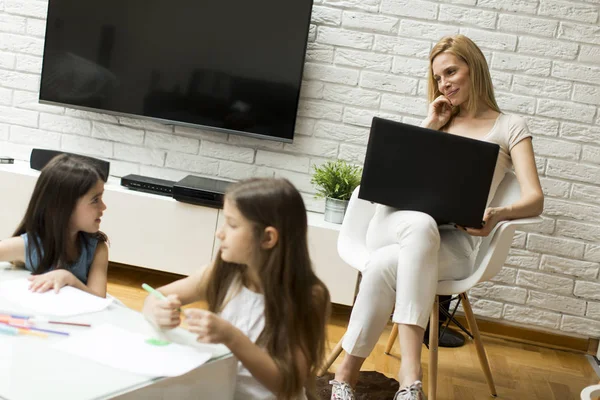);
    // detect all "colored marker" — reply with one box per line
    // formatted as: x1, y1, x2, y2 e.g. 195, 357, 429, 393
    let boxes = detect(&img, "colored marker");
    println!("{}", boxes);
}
142, 283, 182, 312
142, 283, 168, 301
0, 312, 33, 319
0, 316, 29, 325
15, 327, 48, 338
0, 324, 18, 336
30, 318, 91, 328
1, 322, 69, 336
0, 324, 48, 338
0, 314, 90, 327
